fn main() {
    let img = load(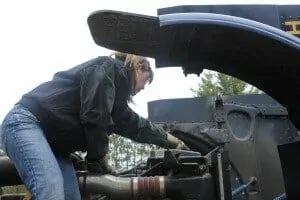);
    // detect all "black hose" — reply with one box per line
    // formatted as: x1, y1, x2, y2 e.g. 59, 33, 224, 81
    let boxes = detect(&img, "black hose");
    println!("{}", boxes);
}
0, 156, 22, 187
